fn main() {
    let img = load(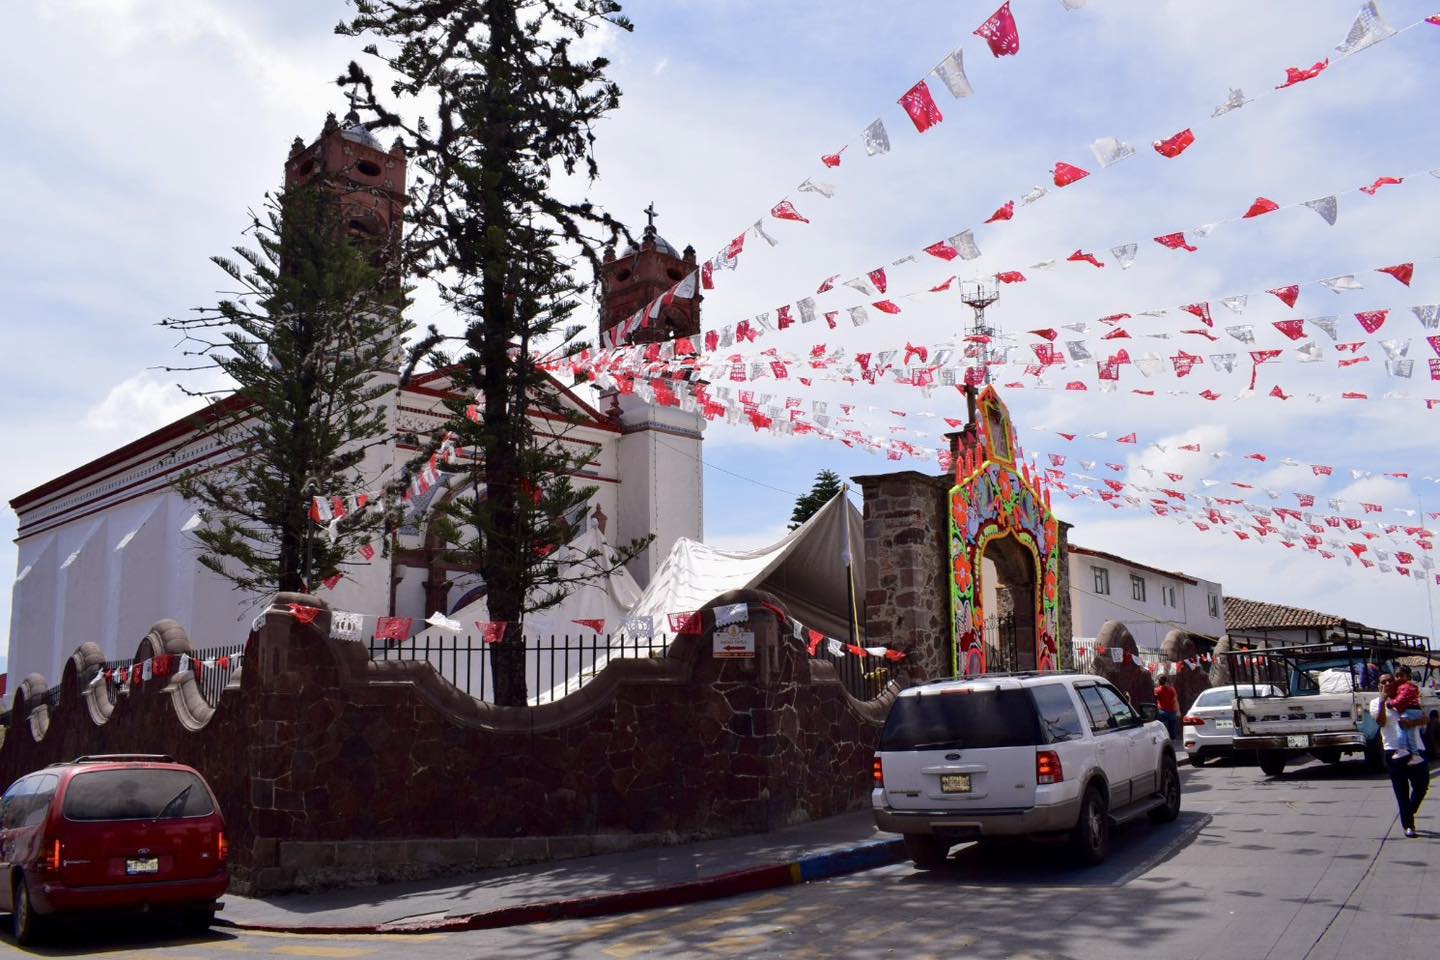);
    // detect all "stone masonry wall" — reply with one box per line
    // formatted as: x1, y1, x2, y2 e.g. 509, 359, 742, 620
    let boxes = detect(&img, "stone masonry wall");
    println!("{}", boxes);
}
855, 471, 952, 683
1, 590, 890, 894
